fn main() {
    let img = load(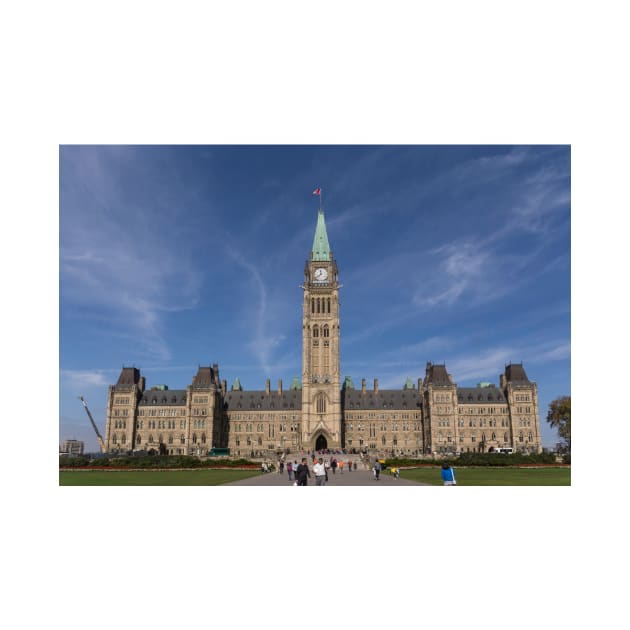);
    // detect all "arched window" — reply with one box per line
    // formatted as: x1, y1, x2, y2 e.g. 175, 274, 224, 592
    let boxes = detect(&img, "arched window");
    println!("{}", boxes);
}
181, 434, 185, 444
192, 434, 197, 444
136, 435, 142, 444
121, 435, 126, 444
311, 298, 315, 313
168, 435, 173, 444
317, 298, 320, 313
148, 434, 154, 443
201, 434, 207, 444
323, 325, 329, 338
313, 326, 319, 338
316, 394, 327, 414
504, 432, 509, 443
112, 434, 117, 444
327, 298, 331, 313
